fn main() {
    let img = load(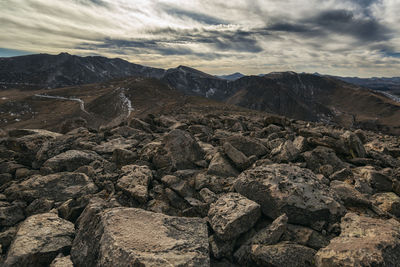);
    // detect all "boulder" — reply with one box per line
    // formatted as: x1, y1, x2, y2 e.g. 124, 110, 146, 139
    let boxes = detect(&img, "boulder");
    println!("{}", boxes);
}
234, 164, 345, 228
316, 213, 400, 266
223, 142, 250, 170
303, 146, 347, 173
372, 192, 400, 218
4, 213, 74, 267
207, 152, 239, 177
5, 172, 97, 203
234, 214, 288, 265
0, 202, 25, 228
50, 255, 73, 267
163, 129, 204, 170
281, 224, 329, 250
357, 168, 393, 192
225, 135, 268, 157
341, 131, 366, 158
330, 180, 371, 207
251, 242, 316, 267
116, 165, 153, 204
43, 150, 101, 172
270, 140, 300, 163
208, 193, 261, 240
93, 138, 138, 155
71, 204, 209, 266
